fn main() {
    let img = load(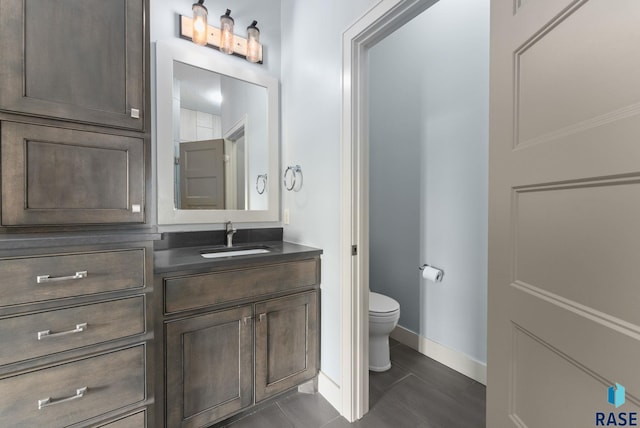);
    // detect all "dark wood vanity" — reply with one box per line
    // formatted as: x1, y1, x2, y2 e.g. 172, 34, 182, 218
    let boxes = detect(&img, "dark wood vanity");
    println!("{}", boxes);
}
154, 235, 322, 428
